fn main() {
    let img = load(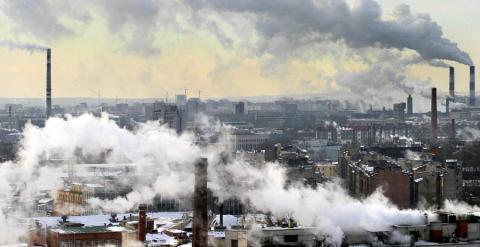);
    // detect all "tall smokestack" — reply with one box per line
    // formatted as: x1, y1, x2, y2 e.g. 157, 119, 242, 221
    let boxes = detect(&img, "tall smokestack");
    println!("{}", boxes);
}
446, 98, 450, 115
470, 66, 475, 106
450, 119, 456, 141
449, 67, 455, 97
431, 88, 438, 141
219, 203, 224, 227
138, 204, 147, 242
407, 94, 413, 116
193, 158, 208, 247
46, 49, 52, 118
